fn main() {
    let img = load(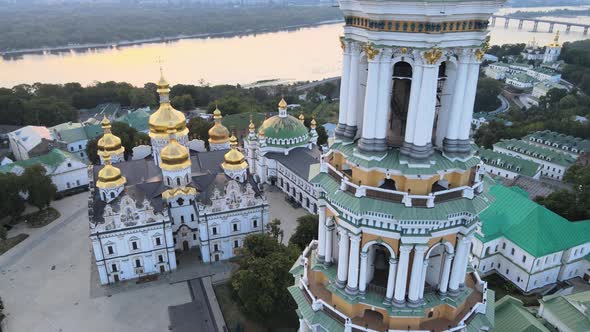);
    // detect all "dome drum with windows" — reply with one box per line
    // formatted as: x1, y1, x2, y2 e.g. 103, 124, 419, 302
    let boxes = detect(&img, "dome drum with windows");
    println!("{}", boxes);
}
97, 116, 124, 159
96, 156, 126, 190
256, 98, 310, 147
160, 127, 191, 172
